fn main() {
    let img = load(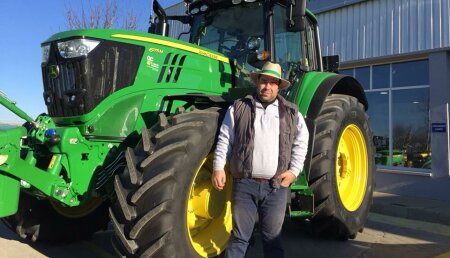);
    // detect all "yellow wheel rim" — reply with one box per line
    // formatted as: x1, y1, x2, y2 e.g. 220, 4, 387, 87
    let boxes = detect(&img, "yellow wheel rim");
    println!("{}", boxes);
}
187, 155, 232, 257
336, 124, 368, 212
